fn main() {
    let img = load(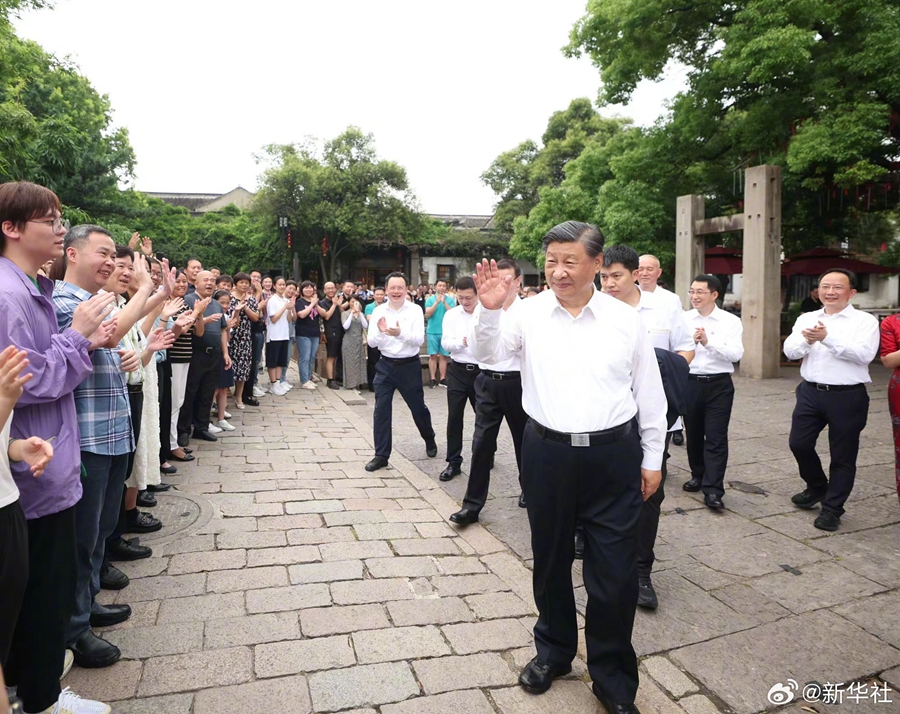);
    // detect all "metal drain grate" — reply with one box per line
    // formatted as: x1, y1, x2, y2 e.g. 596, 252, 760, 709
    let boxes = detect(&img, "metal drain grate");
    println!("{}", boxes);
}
138, 492, 204, 543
